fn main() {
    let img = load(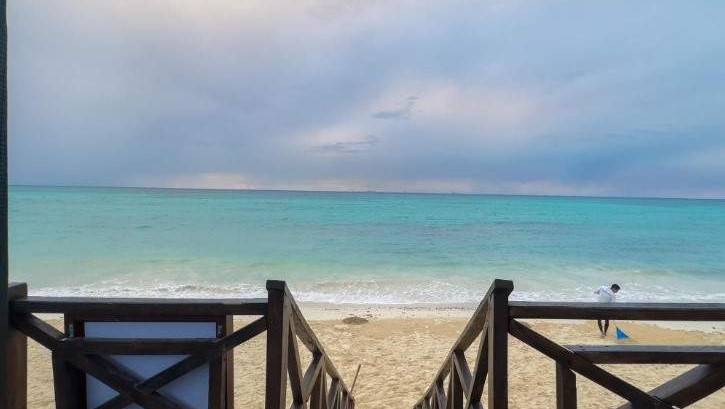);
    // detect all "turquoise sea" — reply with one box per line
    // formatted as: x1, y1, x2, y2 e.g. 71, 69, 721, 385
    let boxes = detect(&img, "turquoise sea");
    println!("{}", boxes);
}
9, 186, 725, 303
